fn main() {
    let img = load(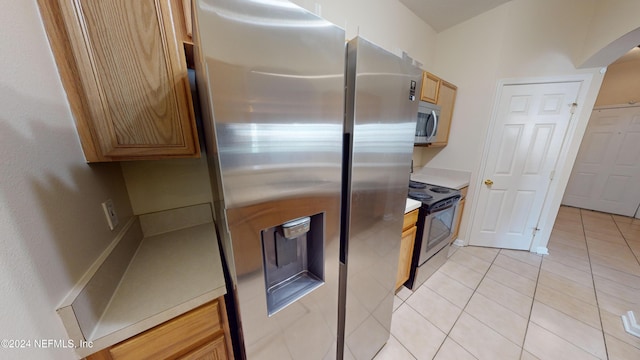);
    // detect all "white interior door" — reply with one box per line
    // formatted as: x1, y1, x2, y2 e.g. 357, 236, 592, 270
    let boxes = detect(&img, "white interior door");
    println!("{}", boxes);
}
562, 106, 640, 217
470, 82, 581, 250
